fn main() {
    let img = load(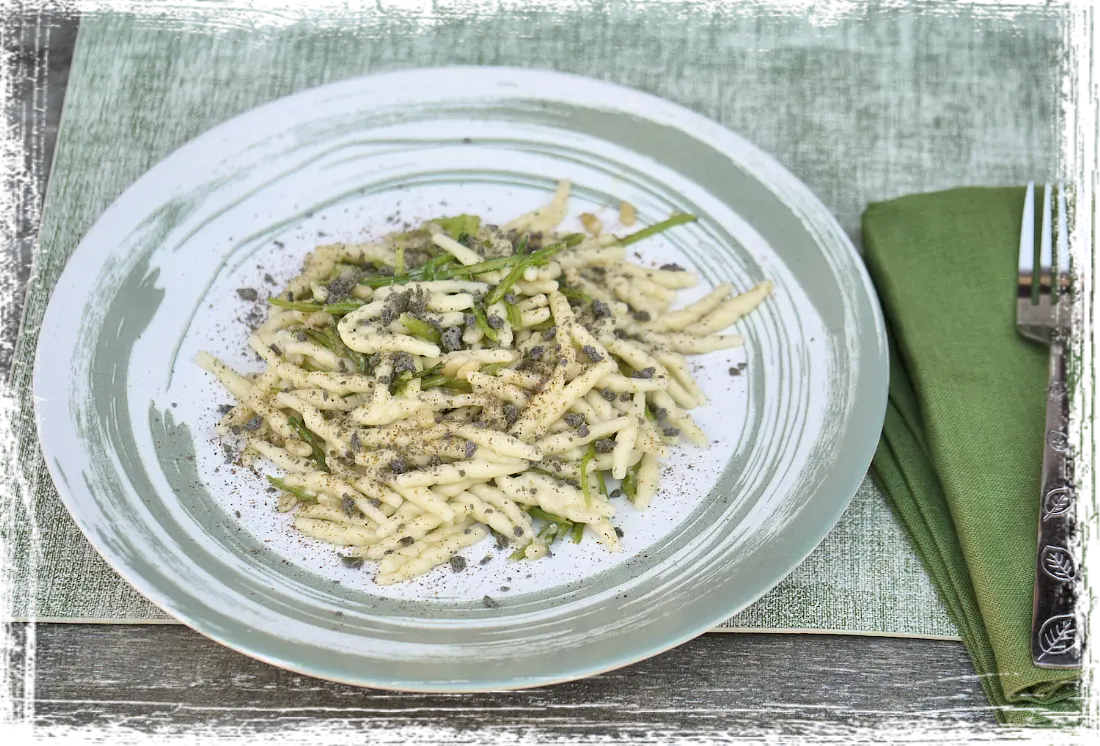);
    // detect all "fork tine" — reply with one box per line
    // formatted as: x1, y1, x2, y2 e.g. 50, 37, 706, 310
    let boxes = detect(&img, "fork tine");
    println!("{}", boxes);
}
1078, 185, 1086, 301
1039, 183, 1053, 292
1057, 182, 1070, 295
1019, 181, 1035, 280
